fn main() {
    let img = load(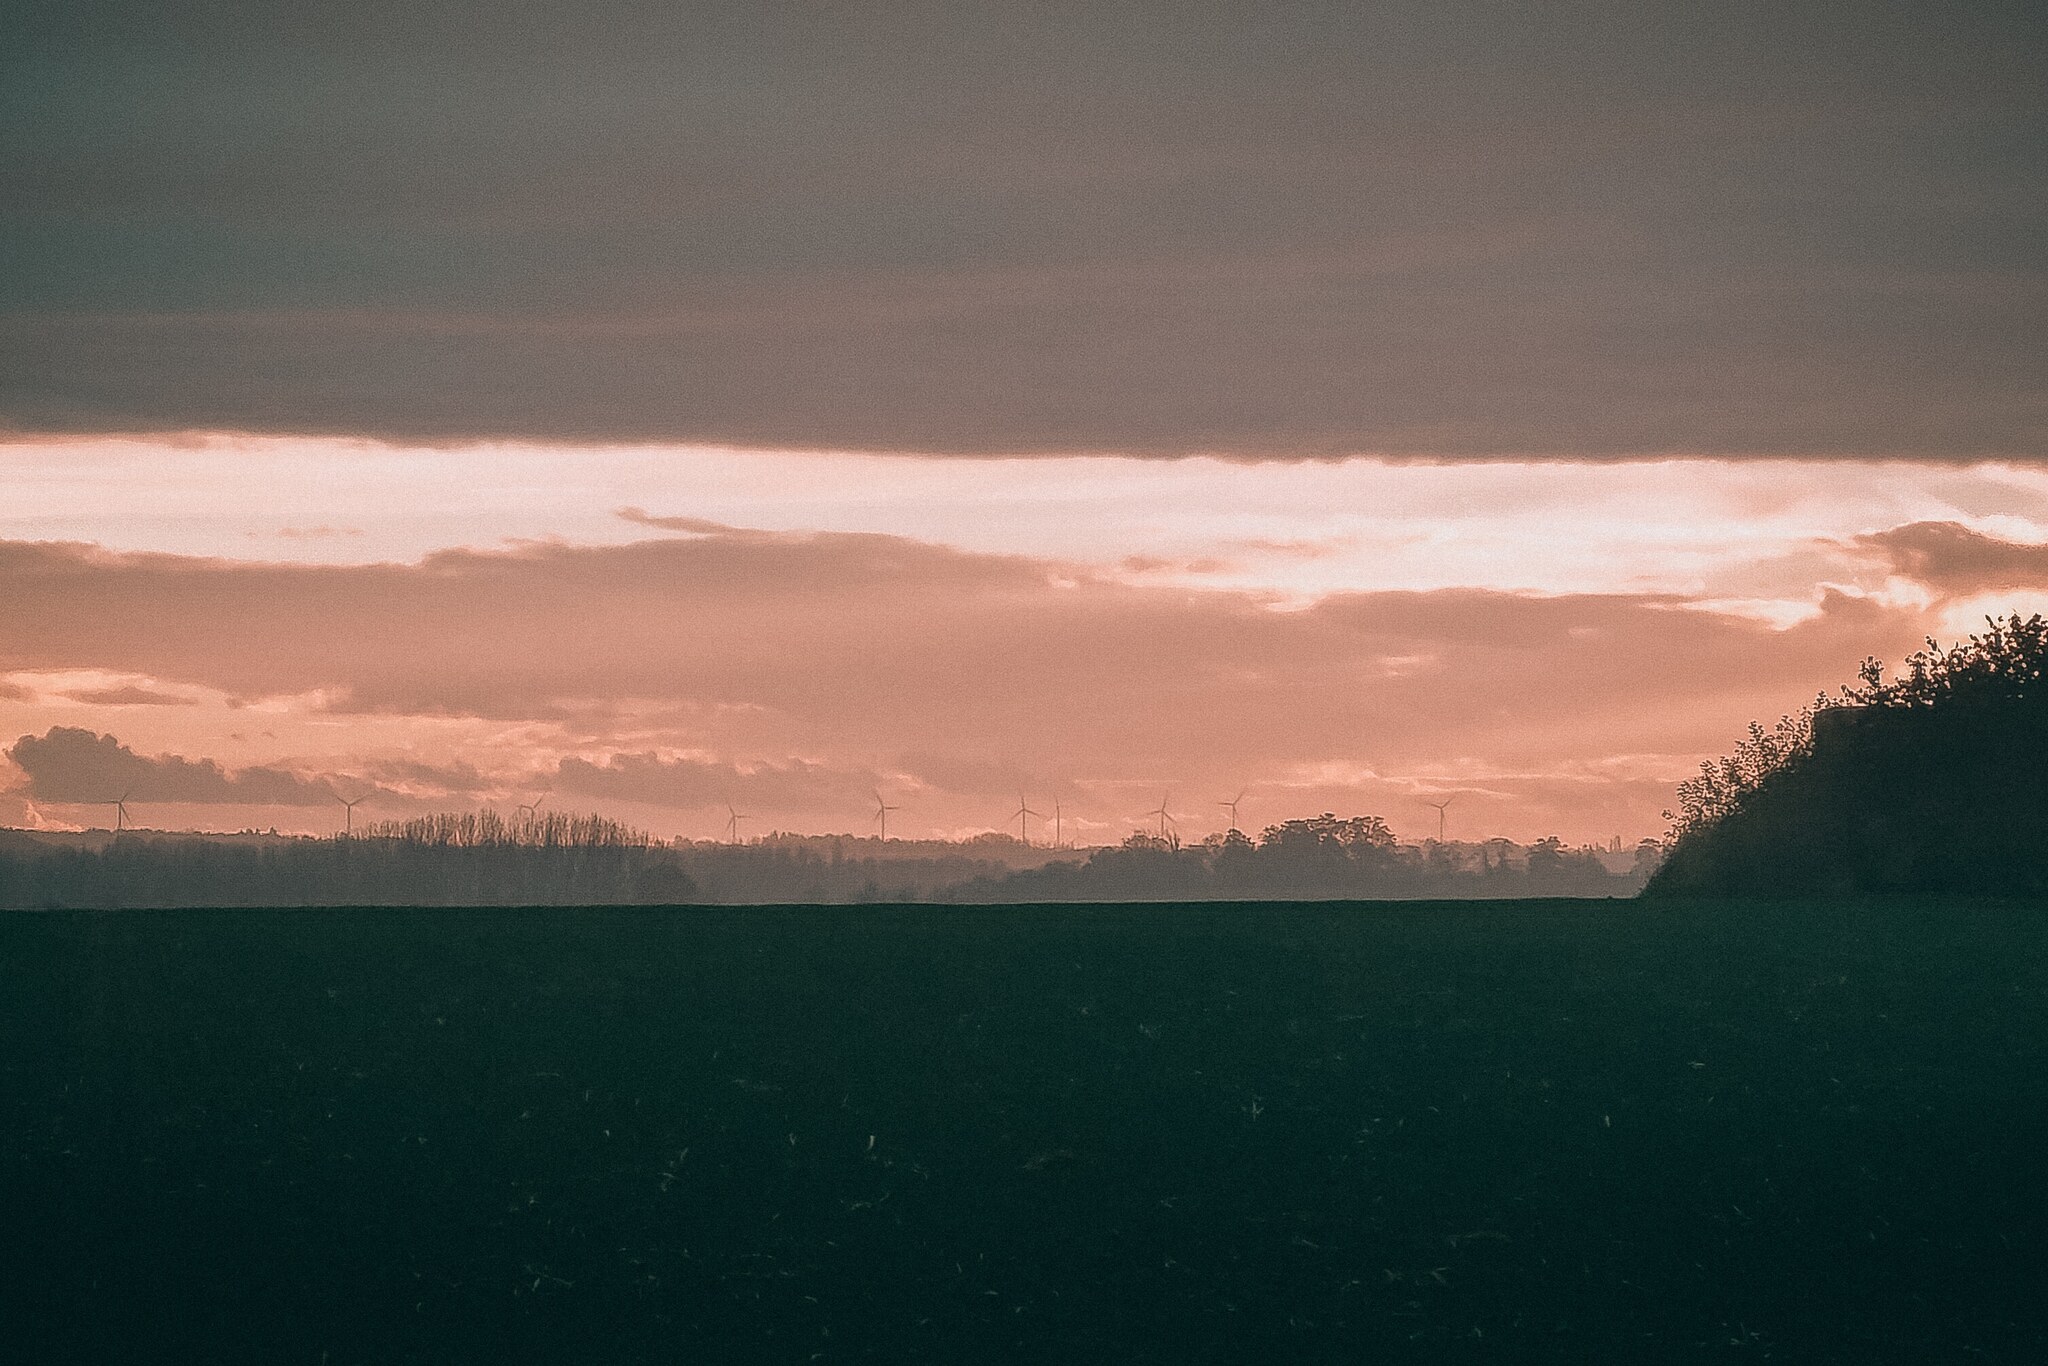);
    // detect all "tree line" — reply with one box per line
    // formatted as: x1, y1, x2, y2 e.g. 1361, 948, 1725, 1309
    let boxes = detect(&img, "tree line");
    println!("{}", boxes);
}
0, 811, 1647, 908
947, 815, 1646, 902
0, 823, 691, 909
